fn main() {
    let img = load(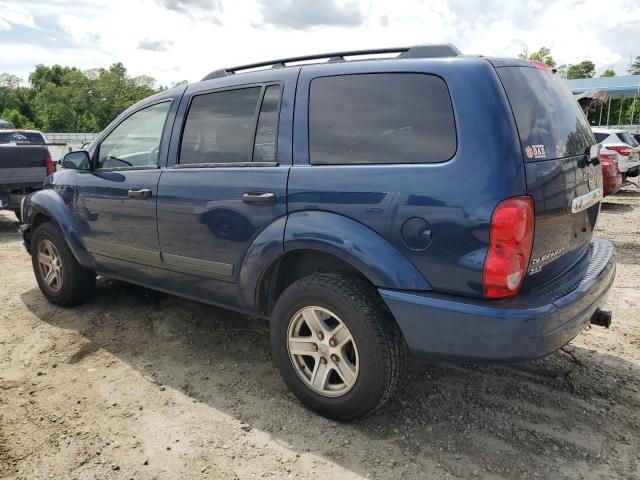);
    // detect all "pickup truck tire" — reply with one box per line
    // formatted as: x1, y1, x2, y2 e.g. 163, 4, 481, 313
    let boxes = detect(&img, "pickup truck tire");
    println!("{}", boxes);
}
31, 222, 95, 307
270, 273, 406, 420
